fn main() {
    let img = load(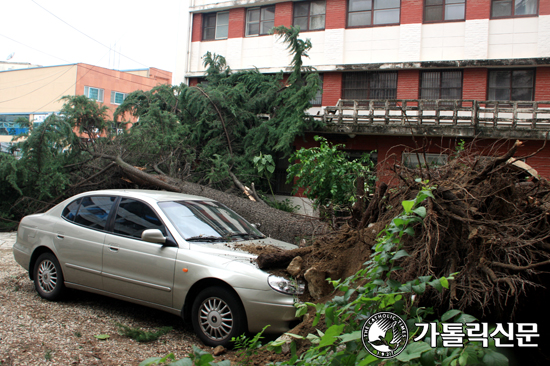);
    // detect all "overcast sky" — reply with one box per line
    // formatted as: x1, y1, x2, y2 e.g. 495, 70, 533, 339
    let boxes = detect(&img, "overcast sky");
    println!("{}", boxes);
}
1, 0, 184, 77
